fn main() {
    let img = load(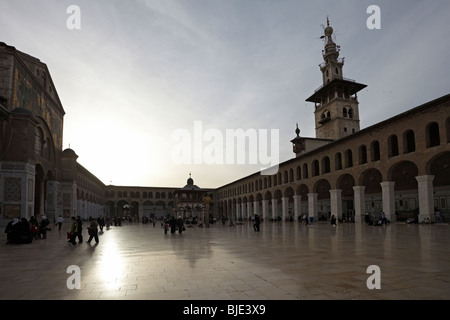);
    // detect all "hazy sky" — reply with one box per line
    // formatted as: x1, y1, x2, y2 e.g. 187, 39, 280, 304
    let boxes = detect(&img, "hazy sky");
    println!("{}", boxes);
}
1, 0, 449, 188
